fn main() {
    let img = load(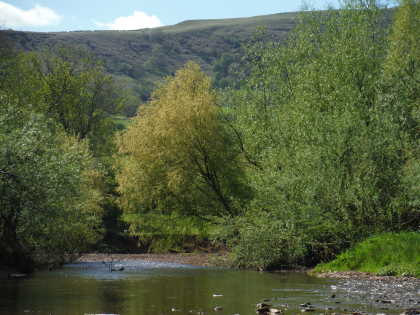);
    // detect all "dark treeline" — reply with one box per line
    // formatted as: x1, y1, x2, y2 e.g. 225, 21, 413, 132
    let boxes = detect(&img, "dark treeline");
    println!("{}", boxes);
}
0, 0, 418, 272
